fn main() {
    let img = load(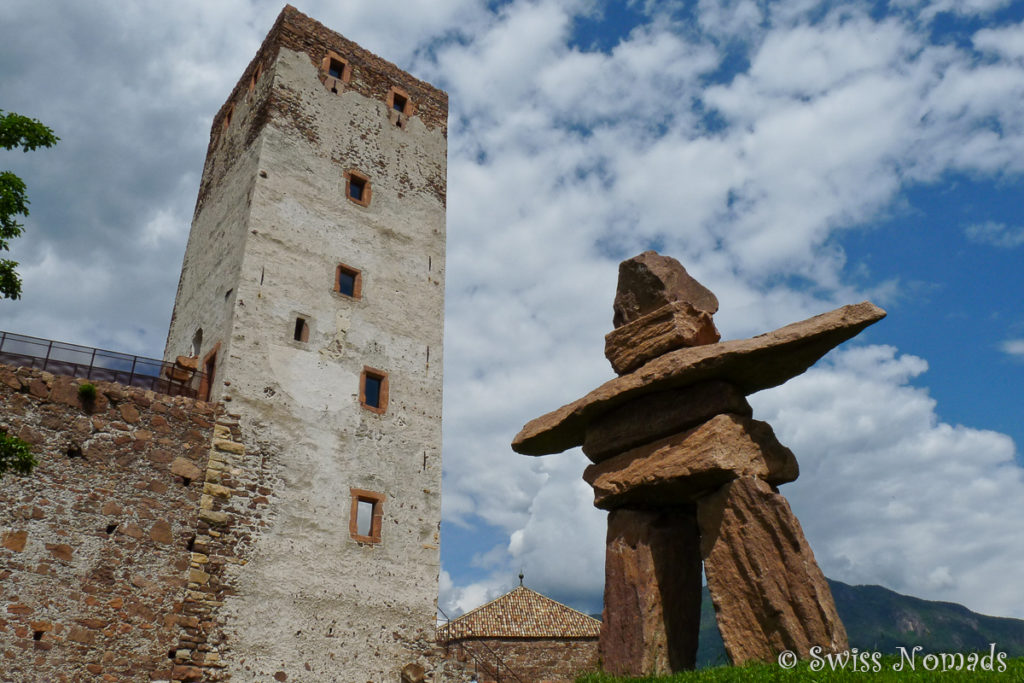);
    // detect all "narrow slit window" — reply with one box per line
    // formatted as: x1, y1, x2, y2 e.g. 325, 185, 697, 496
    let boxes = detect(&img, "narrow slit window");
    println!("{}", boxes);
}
293, 317, 309, 343
334, 263, 362, 299
360, 367, 388, 414
349, 488, 386, 544
249, 64, 262, 94
356, 500, 373, 536
364, 375, 381, 407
